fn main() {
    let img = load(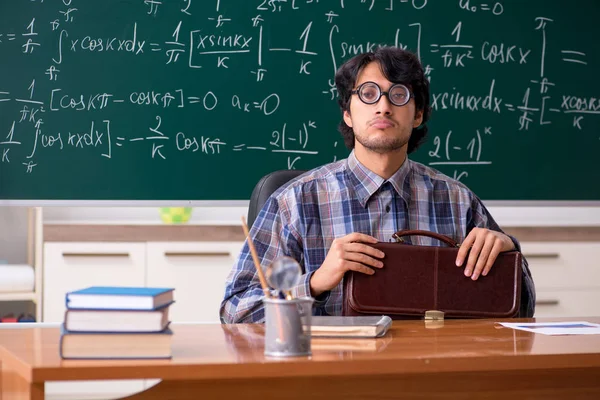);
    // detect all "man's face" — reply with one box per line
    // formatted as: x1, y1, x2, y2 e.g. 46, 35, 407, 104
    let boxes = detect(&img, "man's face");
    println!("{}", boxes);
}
343, 61, 423, 154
